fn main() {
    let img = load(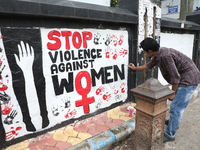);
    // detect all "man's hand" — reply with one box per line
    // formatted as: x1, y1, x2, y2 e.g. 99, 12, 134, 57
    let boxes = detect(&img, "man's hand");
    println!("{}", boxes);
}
168, 84, 178, 101
168, 93, 175, 101
128, 63, 137, 70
